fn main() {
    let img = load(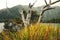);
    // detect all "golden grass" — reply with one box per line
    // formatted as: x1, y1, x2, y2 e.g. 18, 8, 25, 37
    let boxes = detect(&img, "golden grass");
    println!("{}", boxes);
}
0, 23, 60, 40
